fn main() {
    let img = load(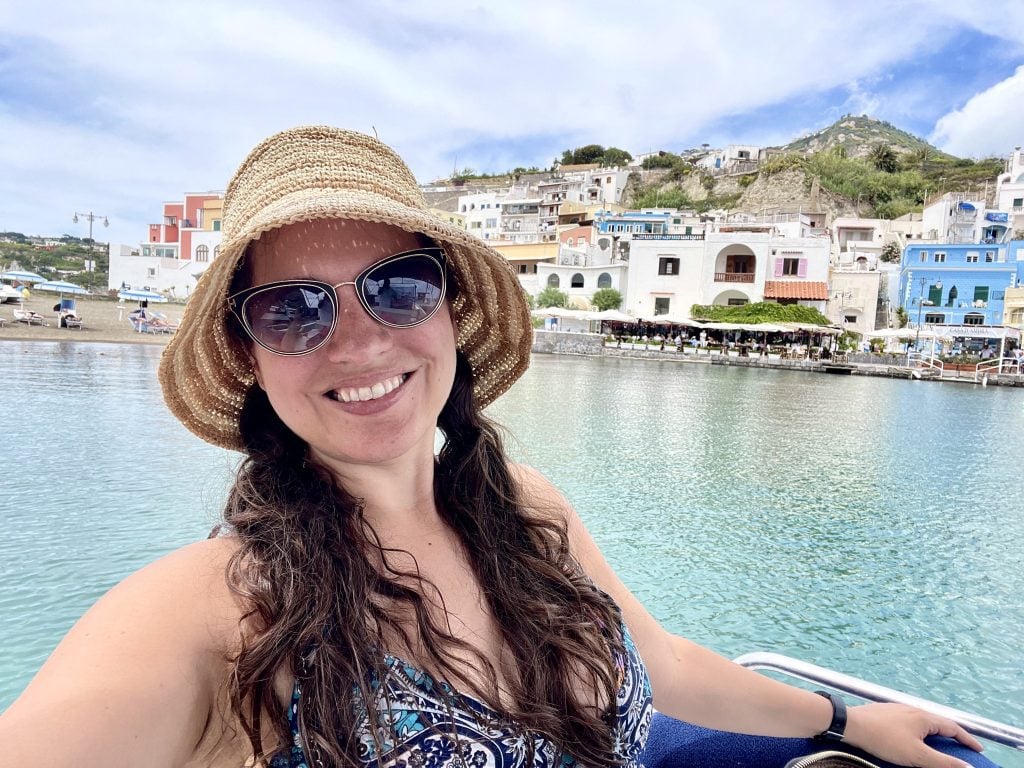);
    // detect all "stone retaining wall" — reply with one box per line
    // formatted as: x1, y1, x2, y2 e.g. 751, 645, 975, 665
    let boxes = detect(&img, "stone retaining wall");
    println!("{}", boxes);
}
531, 330, 603, 356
